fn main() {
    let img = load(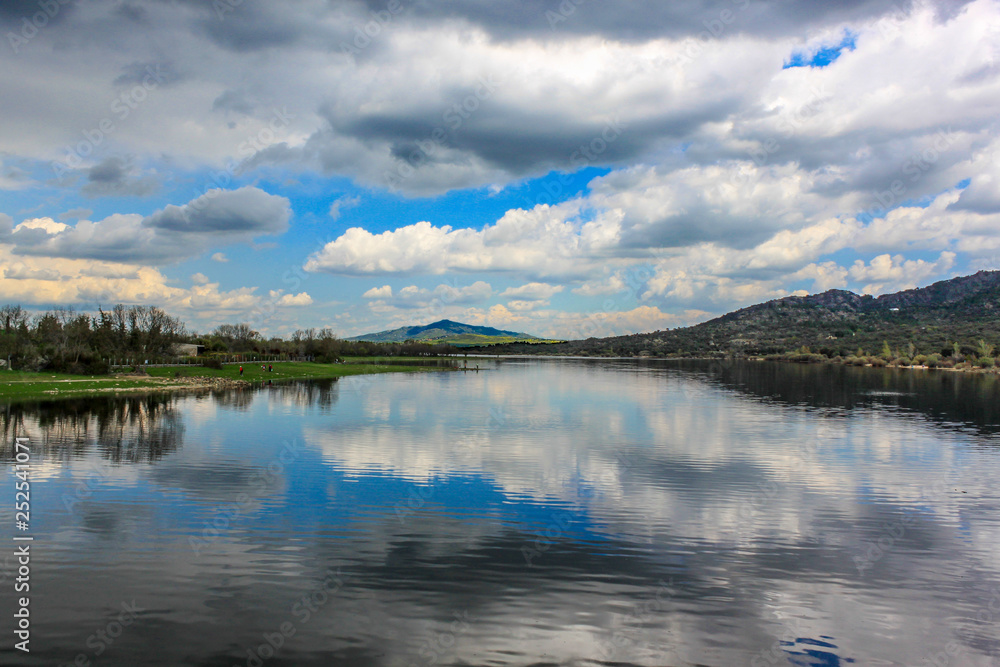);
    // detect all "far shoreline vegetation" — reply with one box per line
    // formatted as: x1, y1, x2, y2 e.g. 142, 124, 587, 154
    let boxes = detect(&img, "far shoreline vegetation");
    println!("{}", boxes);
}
0, 303, 461, 401
462, 271, 1000, 373
5, 270, 1000, 399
